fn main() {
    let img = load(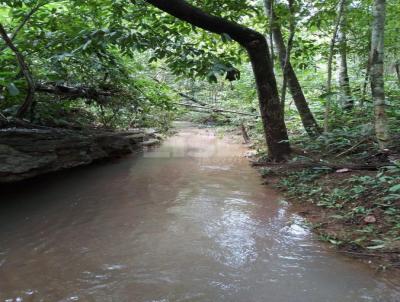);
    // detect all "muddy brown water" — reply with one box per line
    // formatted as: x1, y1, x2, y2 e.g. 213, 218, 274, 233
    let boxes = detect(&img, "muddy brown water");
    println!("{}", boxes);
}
0, 123, 399, 302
